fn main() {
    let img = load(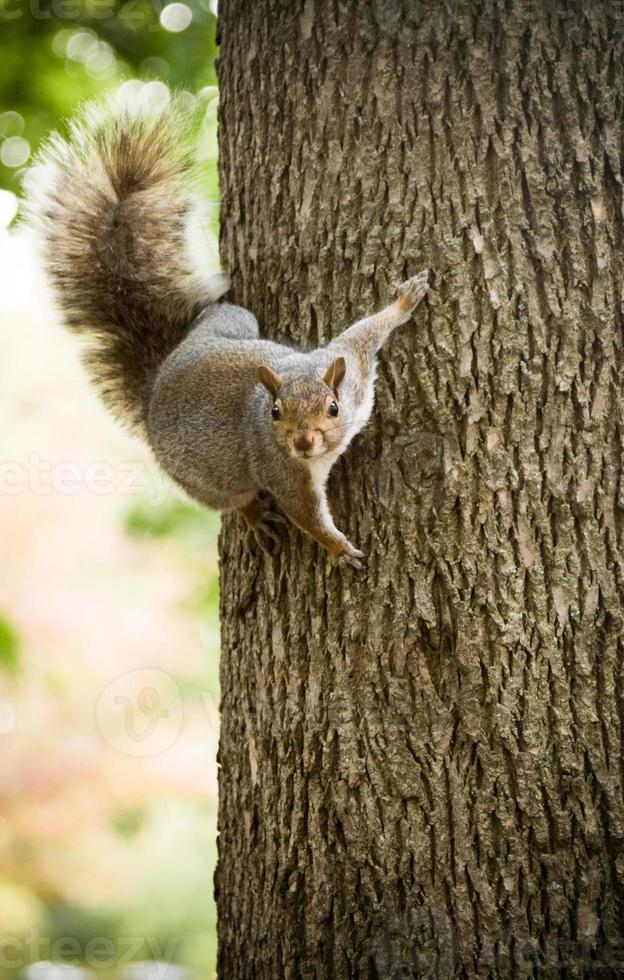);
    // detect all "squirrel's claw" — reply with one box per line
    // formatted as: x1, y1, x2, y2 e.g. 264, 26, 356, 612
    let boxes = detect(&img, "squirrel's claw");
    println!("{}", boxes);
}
252, 520, 283, 555
338, 553, 365, 571
262, 510, 288, 525
253, 509, 289, 554
242, 498, 288, 556
337, 544, 366, 571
